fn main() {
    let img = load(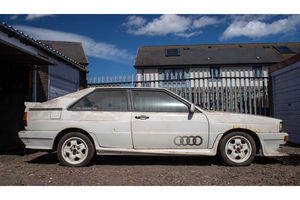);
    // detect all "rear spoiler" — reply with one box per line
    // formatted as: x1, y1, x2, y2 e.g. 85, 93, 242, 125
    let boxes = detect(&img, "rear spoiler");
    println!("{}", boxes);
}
24, 102, 41, 112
